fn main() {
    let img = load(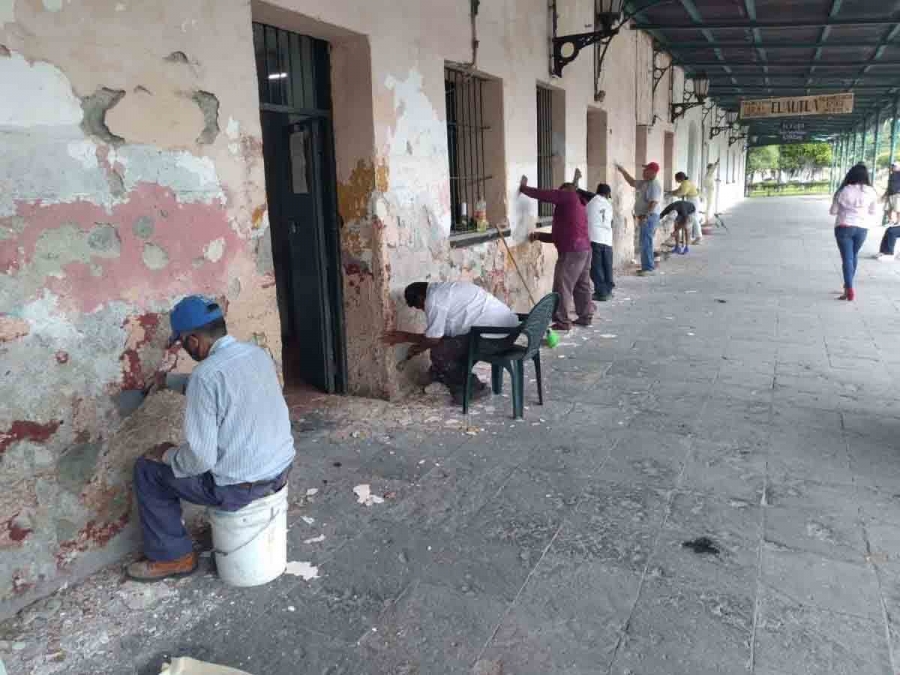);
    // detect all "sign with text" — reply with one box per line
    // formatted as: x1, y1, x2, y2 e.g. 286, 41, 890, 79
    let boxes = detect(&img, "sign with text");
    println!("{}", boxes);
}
780, 122, 807, 142
740, 93, 854, 119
